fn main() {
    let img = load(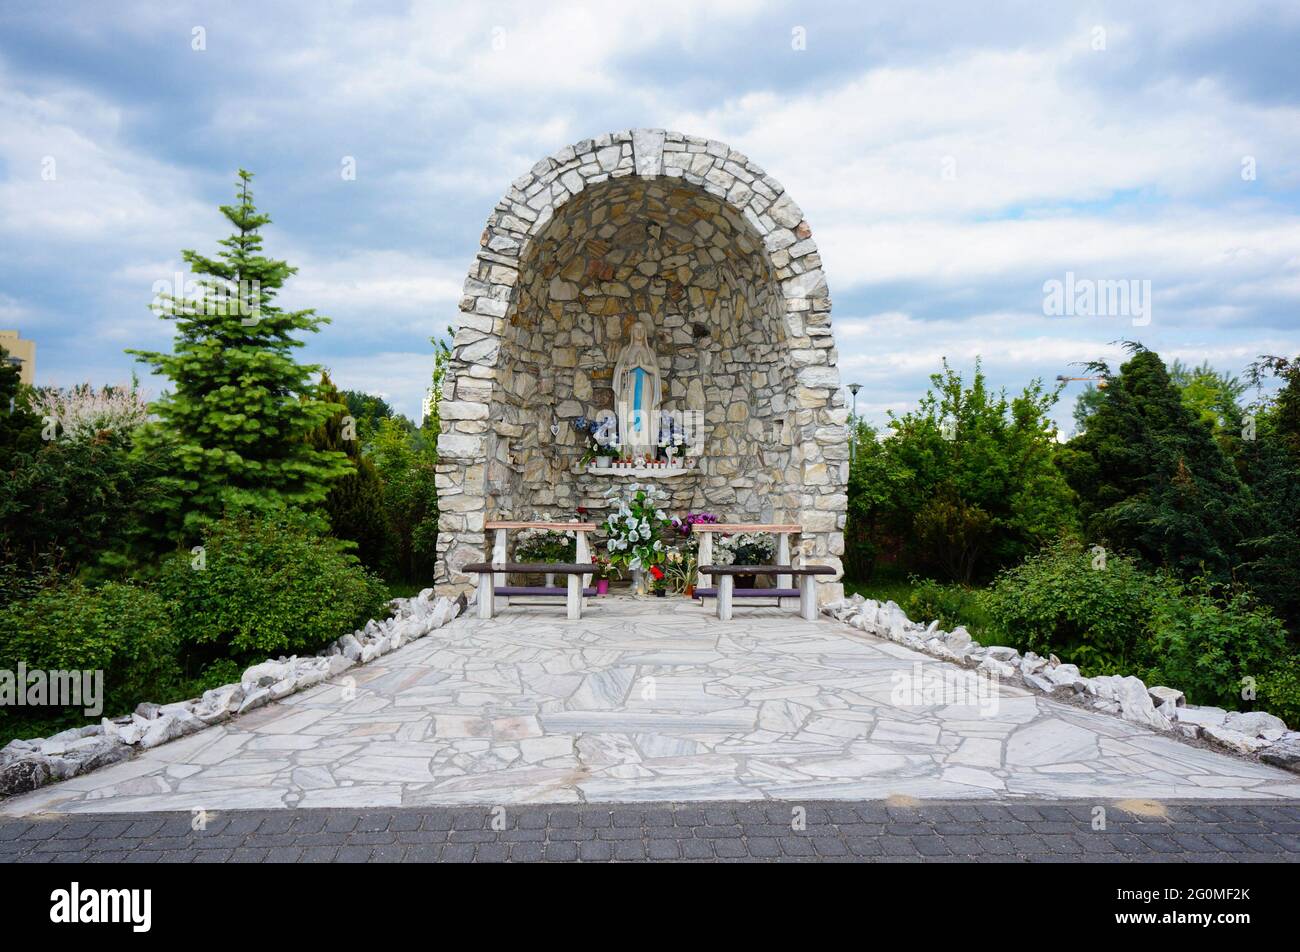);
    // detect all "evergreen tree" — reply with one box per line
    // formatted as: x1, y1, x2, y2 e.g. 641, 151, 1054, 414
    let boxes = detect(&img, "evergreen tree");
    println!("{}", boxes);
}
310, 373, 394, 575
0, 345, 40, 454
1061, 346, 1251, 581
130, 170, 349, 539
1238, 356, 1300, 632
